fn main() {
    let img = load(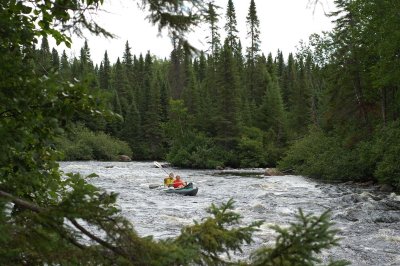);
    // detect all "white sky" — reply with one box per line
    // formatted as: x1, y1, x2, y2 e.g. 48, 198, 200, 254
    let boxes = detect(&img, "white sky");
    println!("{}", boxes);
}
55, 0, 335, 65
